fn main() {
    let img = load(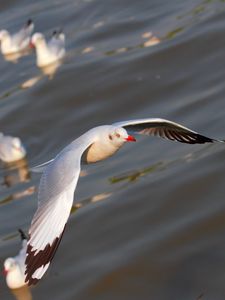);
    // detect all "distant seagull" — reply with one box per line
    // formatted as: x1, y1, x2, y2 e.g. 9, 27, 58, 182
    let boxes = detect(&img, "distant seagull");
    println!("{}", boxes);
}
24, 118, 223, 285
0, 133, 26, 163
30, 30, 65, 67
0, 20, 34, 55
4, 229, 27, 289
